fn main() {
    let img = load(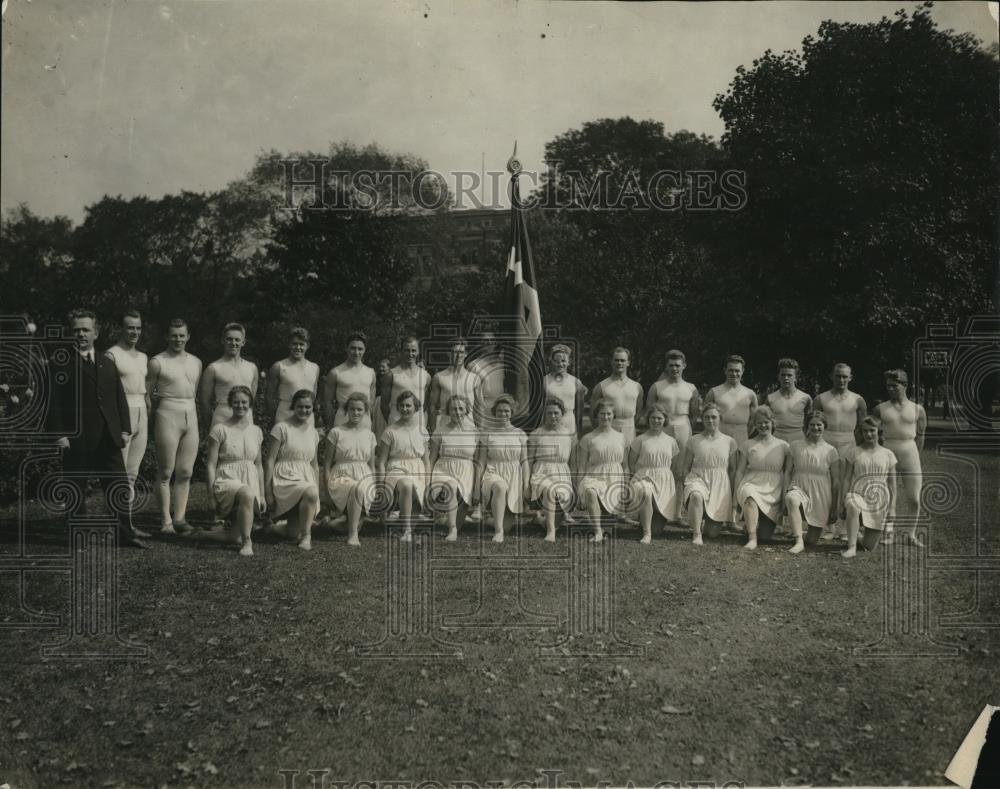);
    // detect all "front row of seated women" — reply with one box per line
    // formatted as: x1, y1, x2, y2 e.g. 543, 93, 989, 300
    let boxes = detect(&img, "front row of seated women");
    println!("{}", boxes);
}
204, 386, 898, 560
